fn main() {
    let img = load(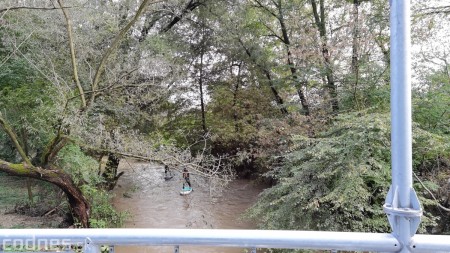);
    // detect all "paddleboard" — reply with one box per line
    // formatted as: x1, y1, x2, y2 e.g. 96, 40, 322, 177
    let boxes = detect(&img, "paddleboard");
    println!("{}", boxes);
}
180, 186, 193, 195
